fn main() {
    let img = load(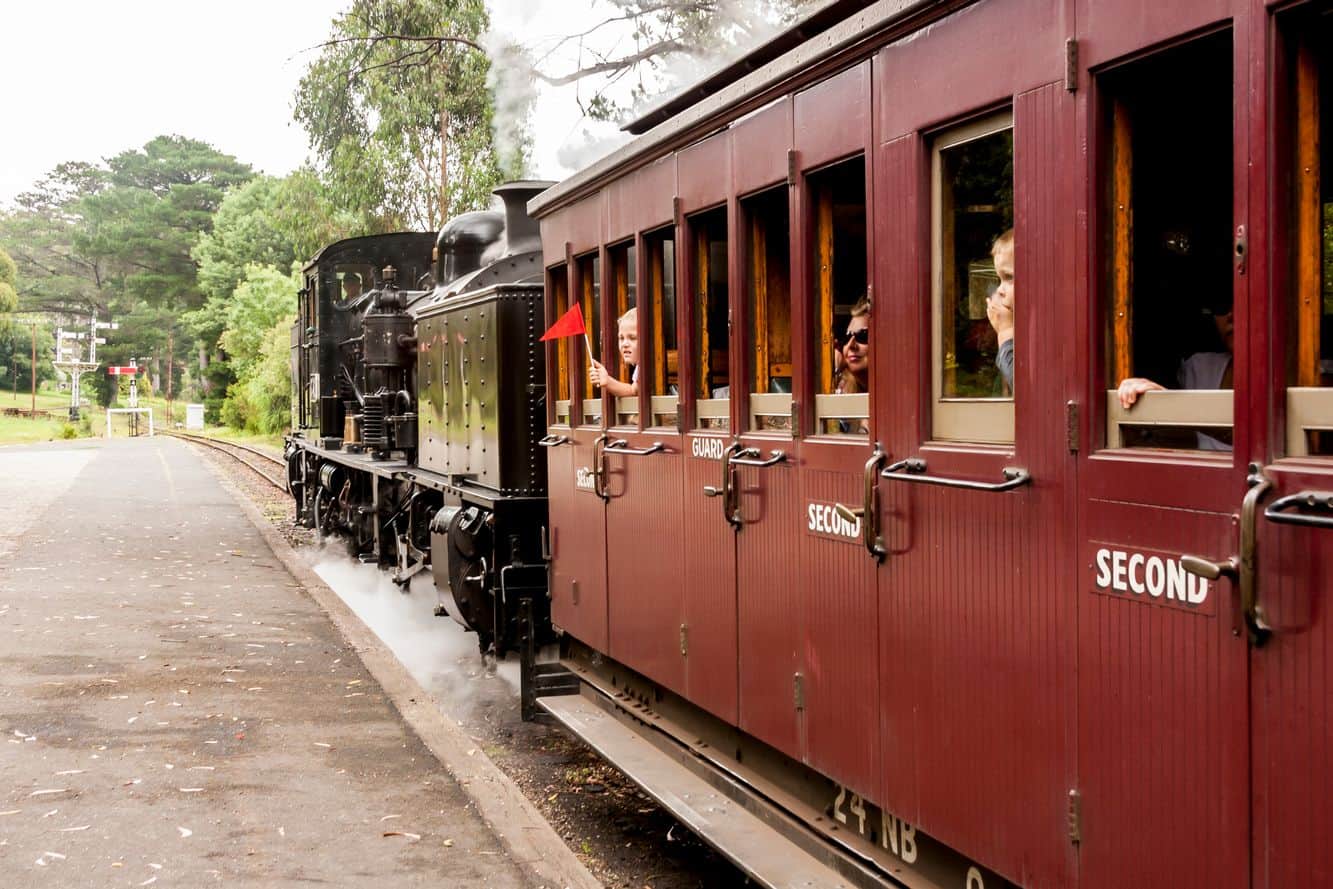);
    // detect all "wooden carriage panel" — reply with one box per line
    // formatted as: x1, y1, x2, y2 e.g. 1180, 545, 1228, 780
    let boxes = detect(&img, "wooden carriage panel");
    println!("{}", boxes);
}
731, 457, 805, 762
539, 195, 606, 267
1251, 465, 1333, 889
681, 438, 740, 724
795, 453, 880, 794
604, 443, 687, 696
1077, 500, 1247, 889
793, 61, 870, 171
607, 156, 675, 244
677, 131, 731, 214
546, 439, 609, 652
877, 0, 1067, 140
731, 97, 793, 197
1076, 0, 1237, 70
868, 82, 1078, 887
